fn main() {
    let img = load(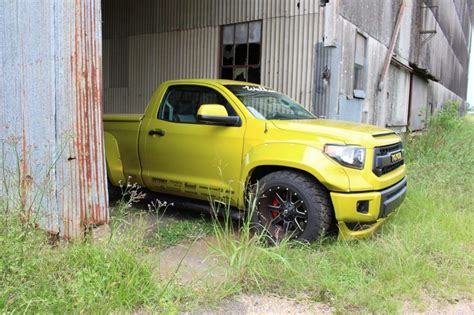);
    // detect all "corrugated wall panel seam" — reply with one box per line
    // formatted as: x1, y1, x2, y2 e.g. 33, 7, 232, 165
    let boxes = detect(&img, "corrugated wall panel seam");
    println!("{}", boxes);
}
261, 13, 320, 110
419, 7, 469, 99
110, 27, 220, 114
420, 0, 470, 78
